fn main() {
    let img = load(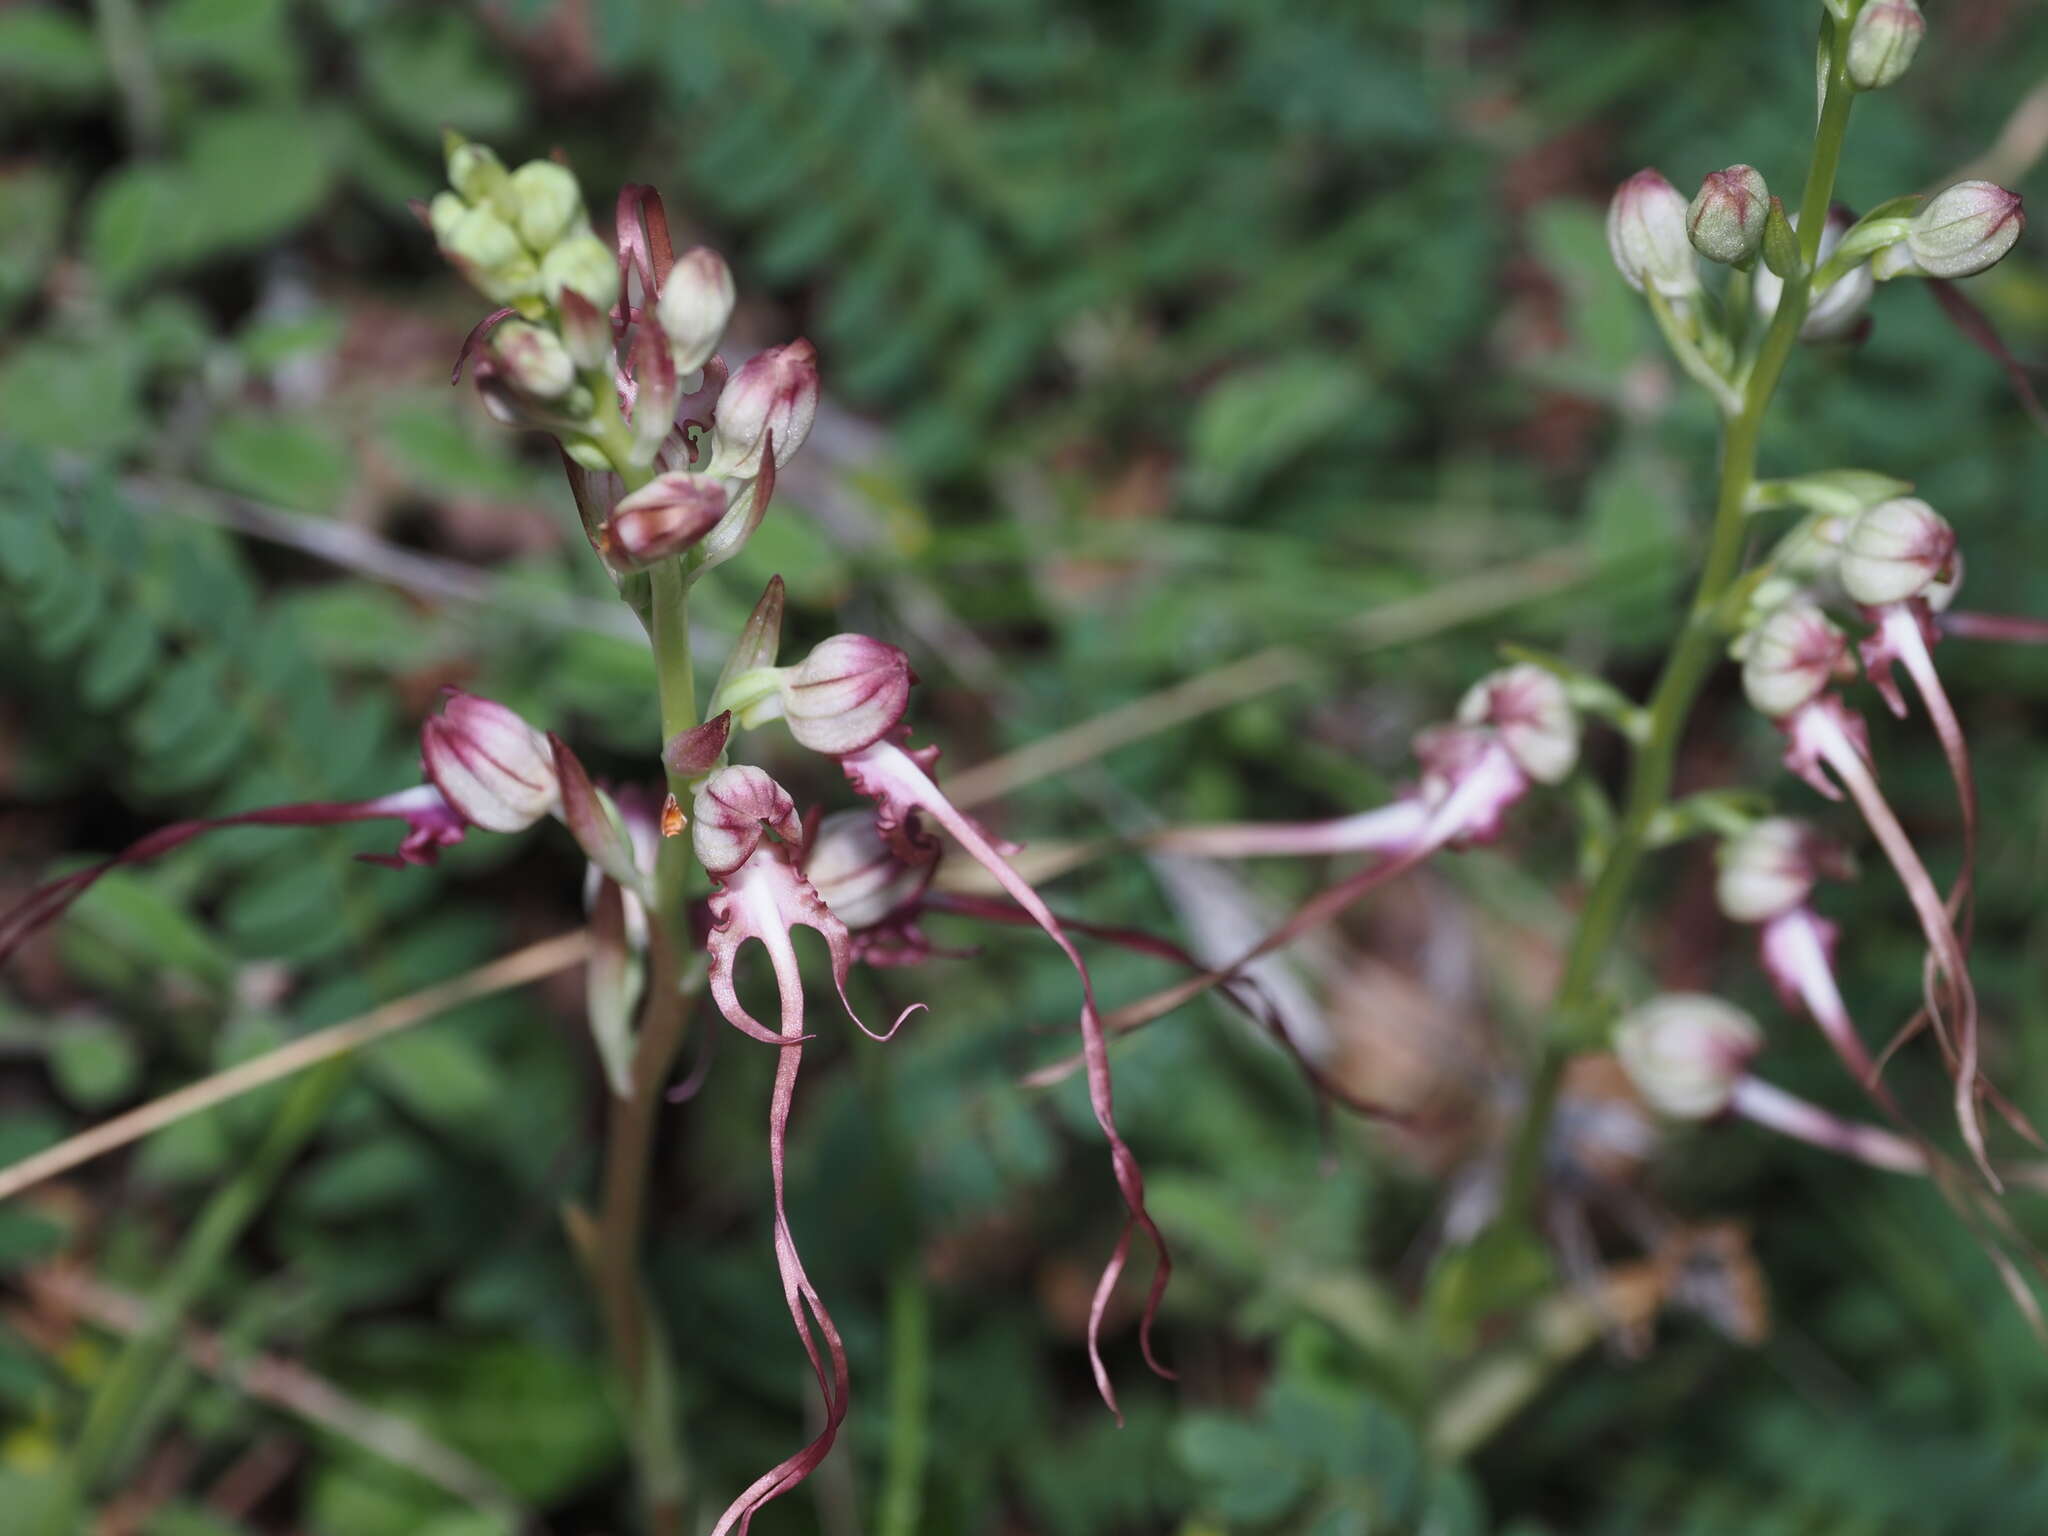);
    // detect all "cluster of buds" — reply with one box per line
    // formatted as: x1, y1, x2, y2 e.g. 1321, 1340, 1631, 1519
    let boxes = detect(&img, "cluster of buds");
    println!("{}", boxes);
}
426, 137, 819, 587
